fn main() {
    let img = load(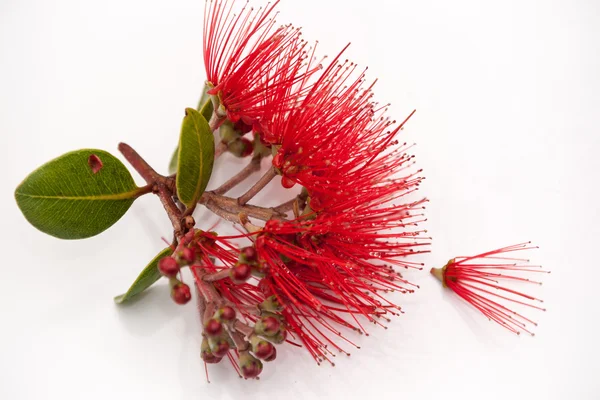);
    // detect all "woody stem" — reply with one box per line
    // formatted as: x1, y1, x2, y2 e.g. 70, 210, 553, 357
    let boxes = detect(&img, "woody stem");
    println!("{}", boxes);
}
213, 155, 263, 195
118, 142, 184, 237
237, 167, 278, 205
